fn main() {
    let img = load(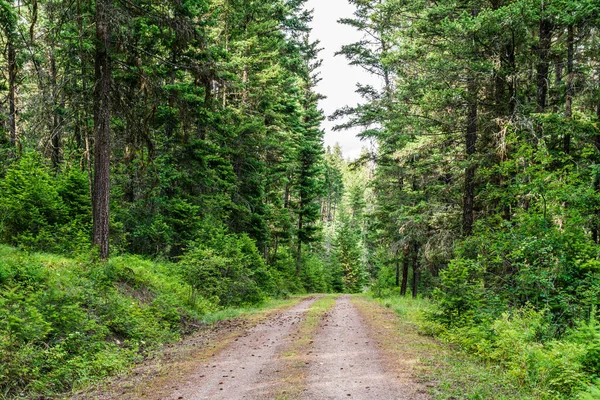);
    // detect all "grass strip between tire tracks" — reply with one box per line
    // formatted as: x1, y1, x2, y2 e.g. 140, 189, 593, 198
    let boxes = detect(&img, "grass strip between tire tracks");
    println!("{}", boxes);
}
271, 294, 339, 400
